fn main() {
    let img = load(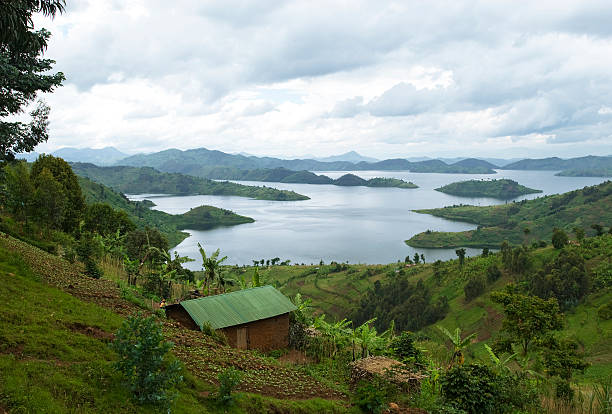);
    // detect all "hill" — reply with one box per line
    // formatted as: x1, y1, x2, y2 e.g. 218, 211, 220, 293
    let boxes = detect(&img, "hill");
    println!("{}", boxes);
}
0, 235, 348, 413
503, 155, 612, 176
406, 180, 612, 248
117, 147, 497, 175
53, 147, 129, 165
71, 163, 309, 201
315, 151, 379, 163
78, 177, 253, 247
435, 179, 542, 199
